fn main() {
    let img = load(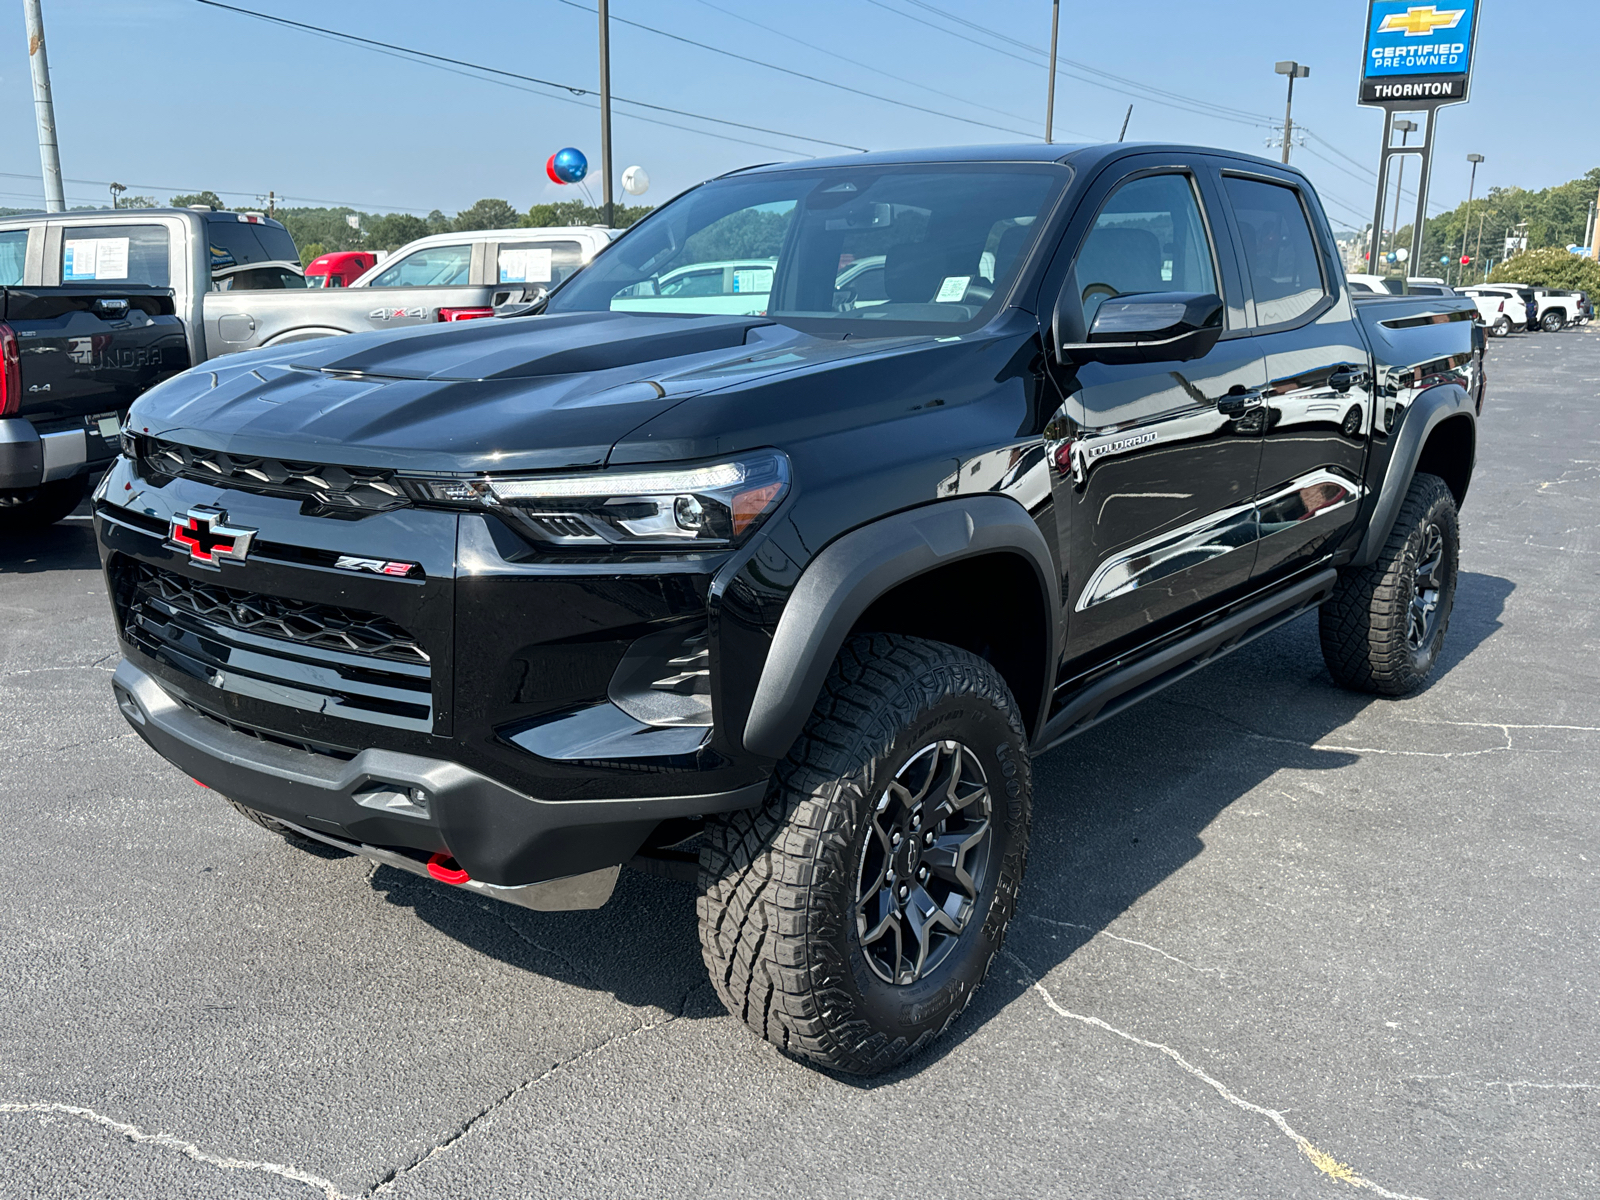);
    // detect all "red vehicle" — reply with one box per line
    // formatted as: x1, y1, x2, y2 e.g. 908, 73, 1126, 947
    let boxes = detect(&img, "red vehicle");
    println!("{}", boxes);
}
304, 251, 376, 288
